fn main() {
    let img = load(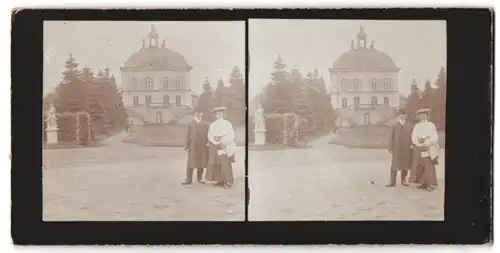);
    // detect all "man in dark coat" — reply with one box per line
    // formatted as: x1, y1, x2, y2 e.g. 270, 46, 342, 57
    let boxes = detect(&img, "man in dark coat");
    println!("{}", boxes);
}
182, 111, 209, 185
386, 109, 414, 187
